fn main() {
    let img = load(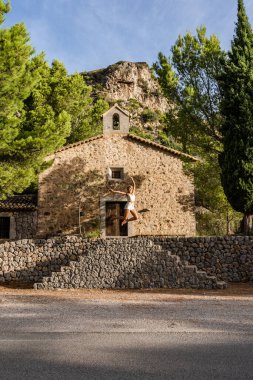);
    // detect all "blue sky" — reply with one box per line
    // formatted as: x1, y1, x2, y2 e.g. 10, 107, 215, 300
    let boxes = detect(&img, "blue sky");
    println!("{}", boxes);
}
3, 0, 253, 73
